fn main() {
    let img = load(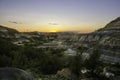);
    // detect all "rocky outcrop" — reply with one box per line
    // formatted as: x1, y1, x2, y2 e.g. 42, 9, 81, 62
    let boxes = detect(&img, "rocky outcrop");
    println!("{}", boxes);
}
79, 17, 120, 63
0, 67, 34, 80
79, 17, 120, 46
101, 17, 120, 30
57, 68, 76, 80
